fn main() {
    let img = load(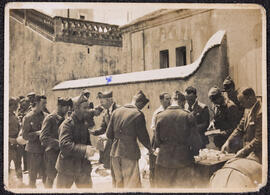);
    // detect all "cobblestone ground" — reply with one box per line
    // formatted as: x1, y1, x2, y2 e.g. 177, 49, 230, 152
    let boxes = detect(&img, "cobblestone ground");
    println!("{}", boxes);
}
7, 150, 150, 190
